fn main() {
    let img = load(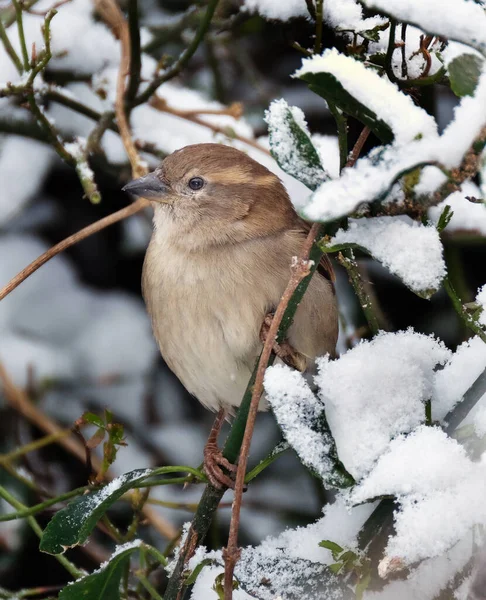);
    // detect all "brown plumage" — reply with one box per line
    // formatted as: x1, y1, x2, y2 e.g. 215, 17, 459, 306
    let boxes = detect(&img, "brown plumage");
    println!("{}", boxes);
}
123, 143, 338, 415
